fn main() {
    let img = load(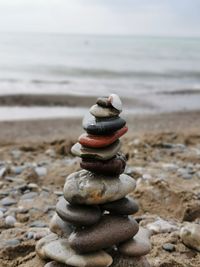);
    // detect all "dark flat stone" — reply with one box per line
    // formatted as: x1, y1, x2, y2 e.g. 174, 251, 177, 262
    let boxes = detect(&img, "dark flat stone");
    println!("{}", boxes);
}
83, 113, 126, 135
101, 197, 139, 215
68, 214, 139, 253
80, 153, 126, 176
56, 197, 101, 226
